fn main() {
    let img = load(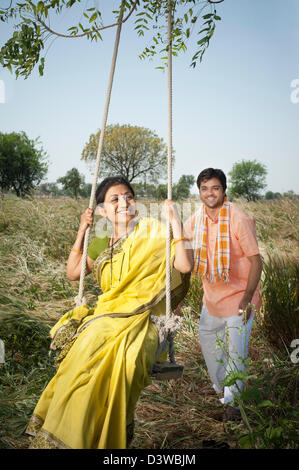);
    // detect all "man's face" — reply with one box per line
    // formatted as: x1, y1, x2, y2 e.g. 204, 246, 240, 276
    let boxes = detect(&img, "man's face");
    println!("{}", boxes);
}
199, 177, 225, 209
